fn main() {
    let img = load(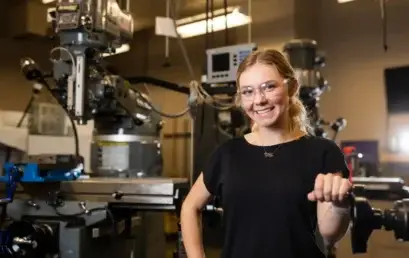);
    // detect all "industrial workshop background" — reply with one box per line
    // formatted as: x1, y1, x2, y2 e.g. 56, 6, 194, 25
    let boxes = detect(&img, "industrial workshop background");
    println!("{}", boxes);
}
1, 0, 408, 175
0, 0, 408, 258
